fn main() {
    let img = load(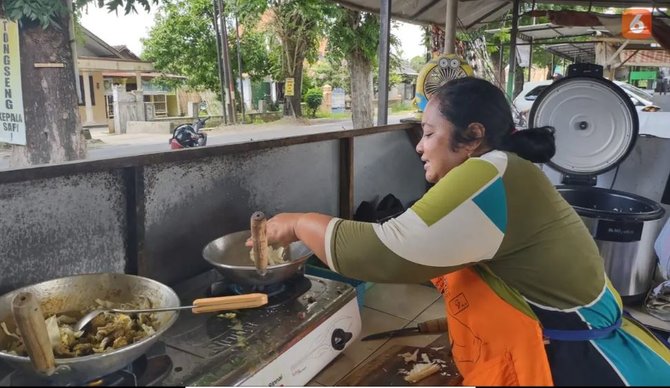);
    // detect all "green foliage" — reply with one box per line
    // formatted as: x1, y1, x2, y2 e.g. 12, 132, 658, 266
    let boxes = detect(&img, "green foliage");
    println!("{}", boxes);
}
304, 88, 322, 118
390, 101, 413, 113
236, 0, 334, 75
409, 55, 428, 73
310, 59, 350, 93
227, 23, 280, 82
301, 72, 315, 101
2, 0, 158, 29
327, 6, 380, 65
